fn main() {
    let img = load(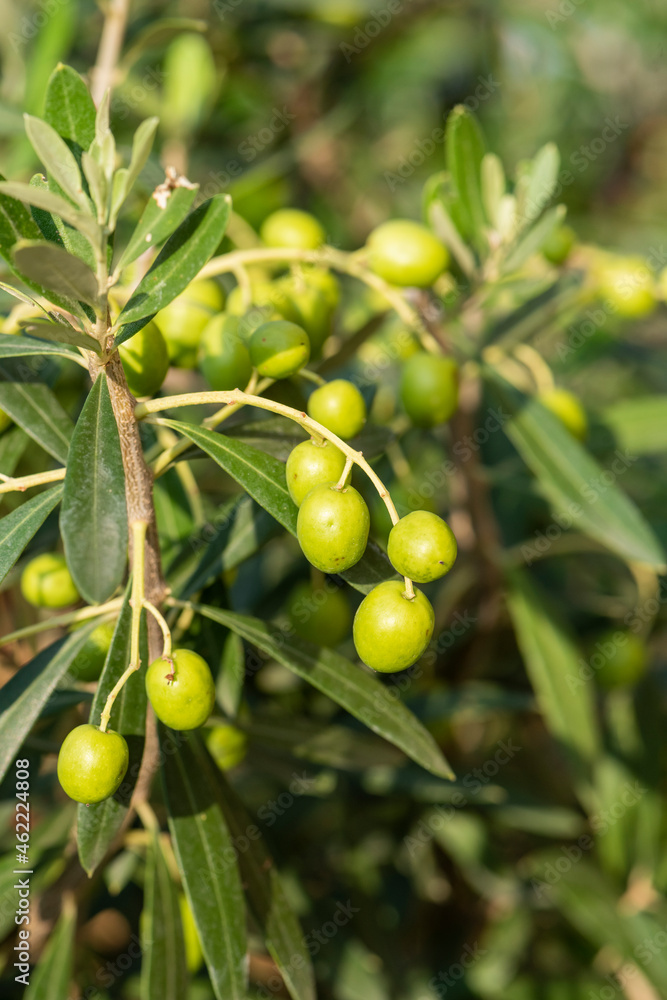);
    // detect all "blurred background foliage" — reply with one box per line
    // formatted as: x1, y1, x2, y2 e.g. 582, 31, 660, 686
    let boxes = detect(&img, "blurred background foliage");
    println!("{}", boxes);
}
1, 1, 667, 999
